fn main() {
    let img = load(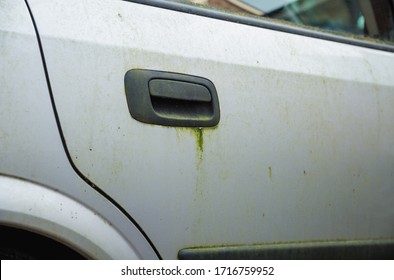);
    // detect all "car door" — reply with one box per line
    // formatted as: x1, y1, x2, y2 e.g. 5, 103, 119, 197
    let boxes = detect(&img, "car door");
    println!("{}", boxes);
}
27, 0, 394, 259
